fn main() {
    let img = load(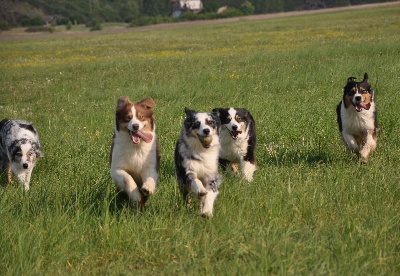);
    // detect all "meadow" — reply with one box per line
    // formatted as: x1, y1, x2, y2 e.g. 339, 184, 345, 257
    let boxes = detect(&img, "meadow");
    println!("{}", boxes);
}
0, 3, 399, 275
